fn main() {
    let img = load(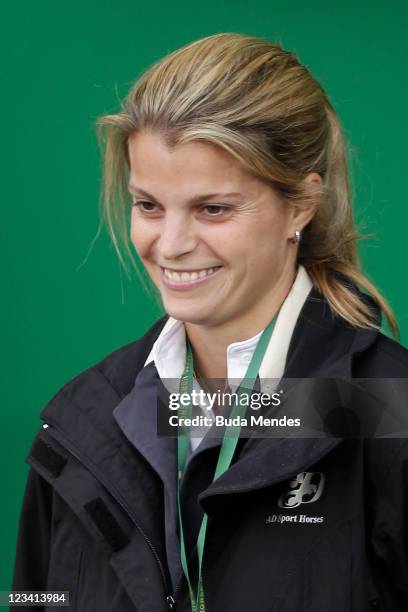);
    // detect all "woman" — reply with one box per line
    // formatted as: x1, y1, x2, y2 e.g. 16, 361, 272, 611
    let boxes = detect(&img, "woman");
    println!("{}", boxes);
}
13, 33, 408, 611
